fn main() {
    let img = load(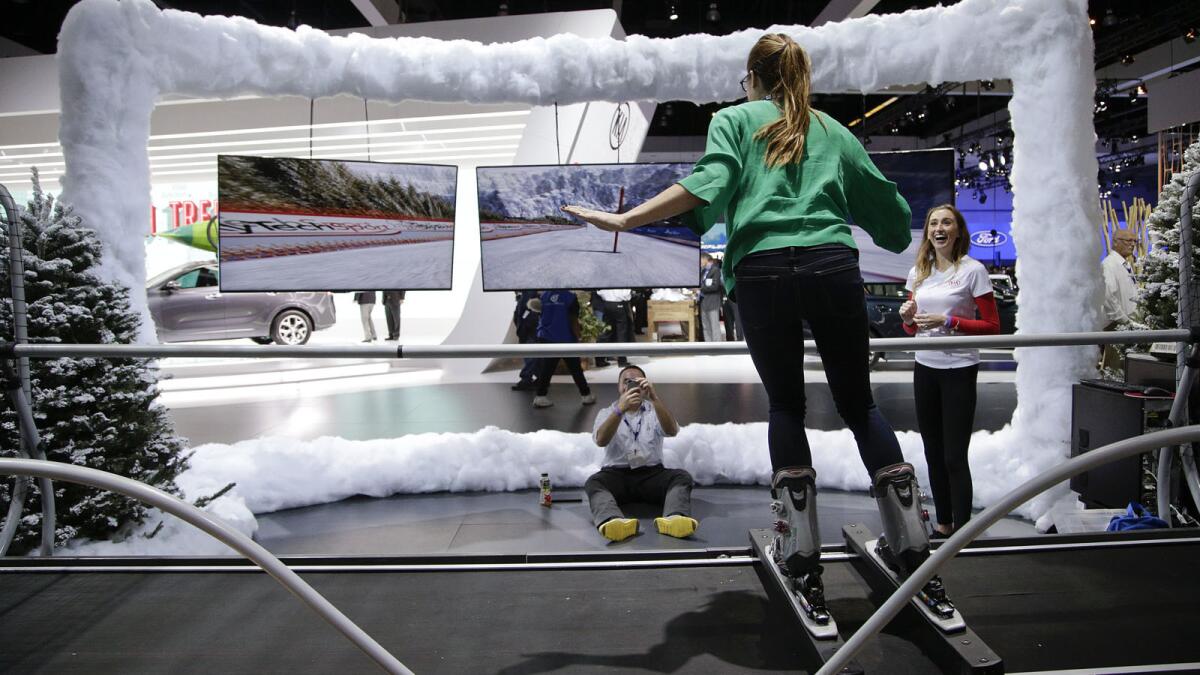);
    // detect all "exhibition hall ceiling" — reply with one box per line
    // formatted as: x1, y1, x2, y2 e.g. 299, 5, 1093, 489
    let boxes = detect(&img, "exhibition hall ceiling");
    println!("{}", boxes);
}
0, 99, 530, 188
3, 0, 1198, 142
